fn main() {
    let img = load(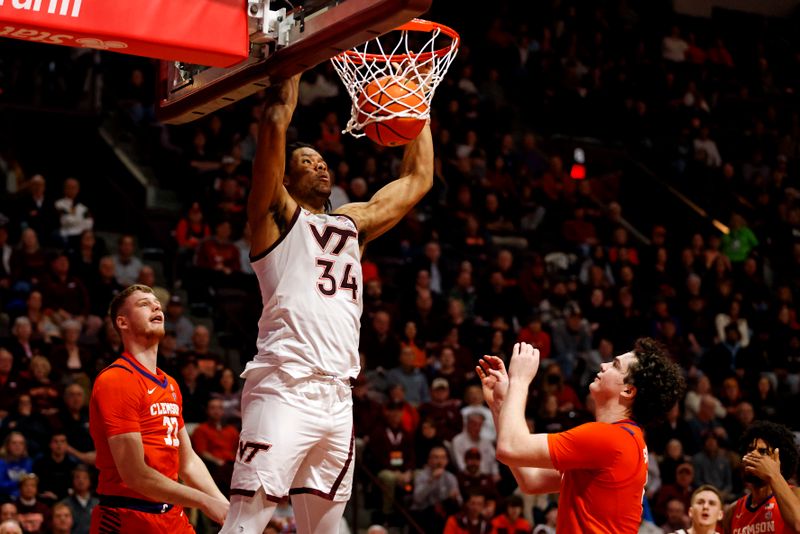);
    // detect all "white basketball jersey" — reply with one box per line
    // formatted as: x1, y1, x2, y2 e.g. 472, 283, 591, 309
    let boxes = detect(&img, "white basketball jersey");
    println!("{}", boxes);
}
245, 206, 363, 380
